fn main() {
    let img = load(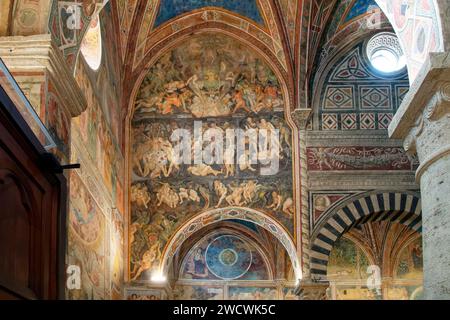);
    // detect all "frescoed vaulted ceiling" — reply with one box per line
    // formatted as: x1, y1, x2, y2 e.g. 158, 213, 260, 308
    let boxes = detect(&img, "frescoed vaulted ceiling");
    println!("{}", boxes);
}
110, 0, 393, 112
112, 0, 301, 119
